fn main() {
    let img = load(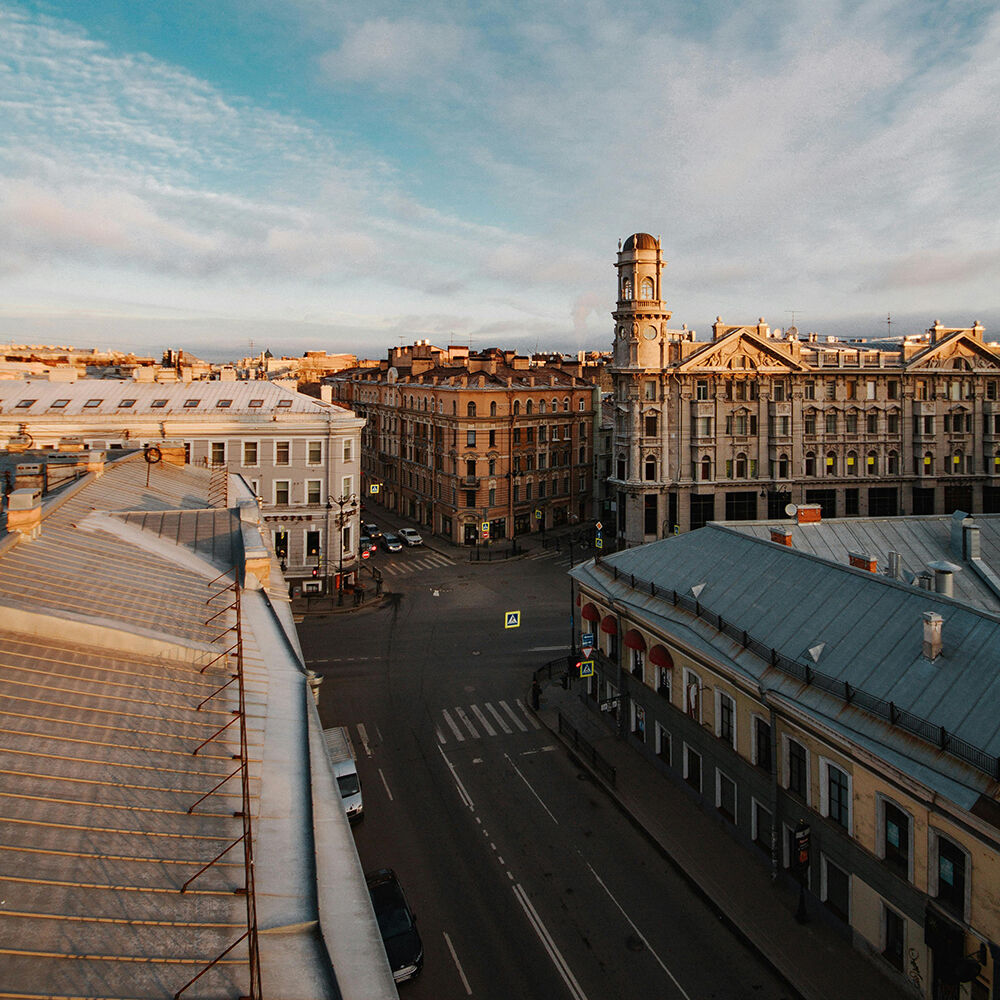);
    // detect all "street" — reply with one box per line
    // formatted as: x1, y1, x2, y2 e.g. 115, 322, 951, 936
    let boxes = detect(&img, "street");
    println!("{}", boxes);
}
297, 538, 794, 1000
